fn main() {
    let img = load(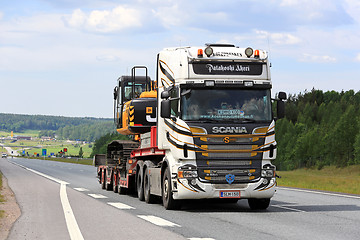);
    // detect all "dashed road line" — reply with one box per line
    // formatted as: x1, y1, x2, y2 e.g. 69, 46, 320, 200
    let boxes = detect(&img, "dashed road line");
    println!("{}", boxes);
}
108, 202, 135, 210
137, 215, 181, 227
74, 188, 89, 192
88, 194, 108, 199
